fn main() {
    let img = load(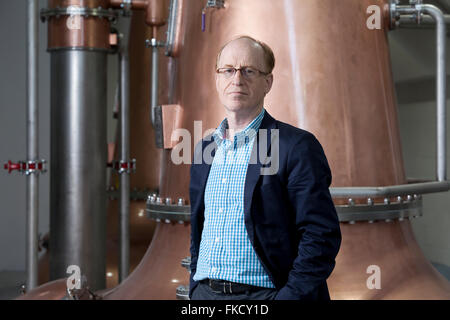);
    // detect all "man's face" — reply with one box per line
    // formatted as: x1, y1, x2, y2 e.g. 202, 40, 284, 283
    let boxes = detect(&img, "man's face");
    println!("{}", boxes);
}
215, 39, 273, 114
